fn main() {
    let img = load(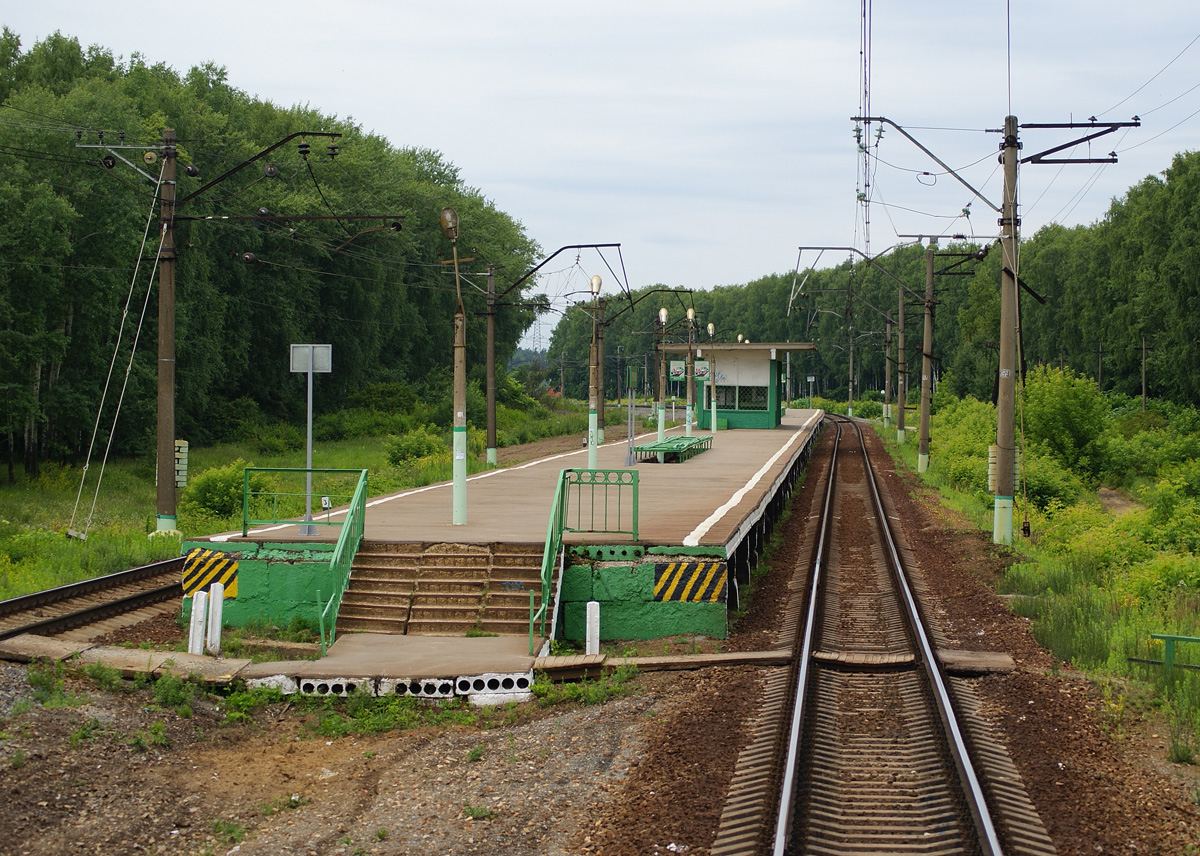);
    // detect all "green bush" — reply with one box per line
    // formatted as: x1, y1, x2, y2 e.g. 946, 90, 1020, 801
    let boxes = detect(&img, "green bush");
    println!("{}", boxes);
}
384, 427, 445, 465
181, 458, 272, 519
251, 423, 304, 455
